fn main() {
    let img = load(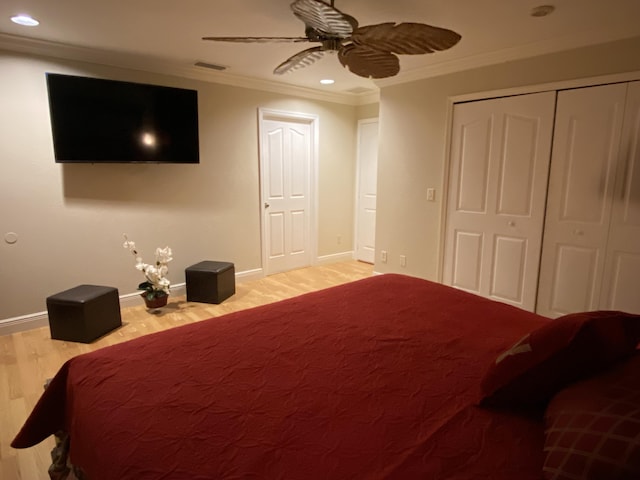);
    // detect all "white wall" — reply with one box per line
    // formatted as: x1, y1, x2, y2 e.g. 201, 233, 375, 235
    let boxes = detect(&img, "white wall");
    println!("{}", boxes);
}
0, 50, 364, 321
375, 35, 640, 279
